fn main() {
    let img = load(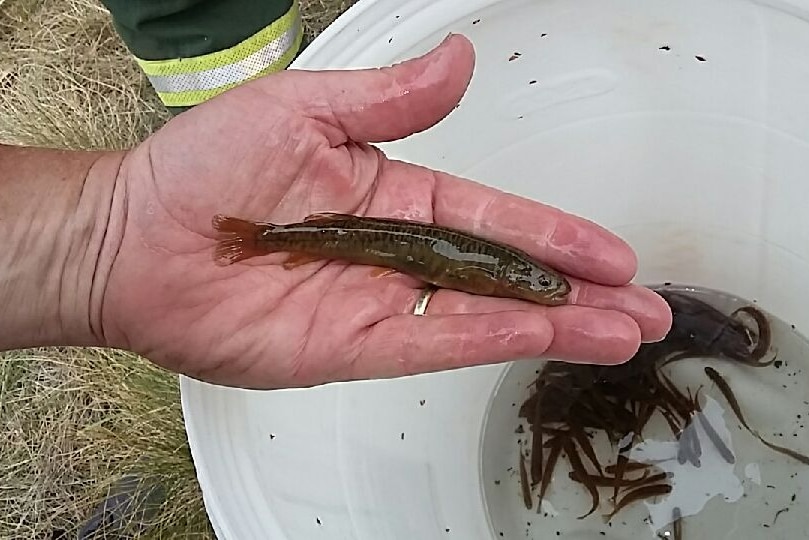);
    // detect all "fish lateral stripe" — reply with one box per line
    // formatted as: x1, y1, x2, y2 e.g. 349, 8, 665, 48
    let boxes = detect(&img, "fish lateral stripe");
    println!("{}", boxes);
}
210, 212, 571, 305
